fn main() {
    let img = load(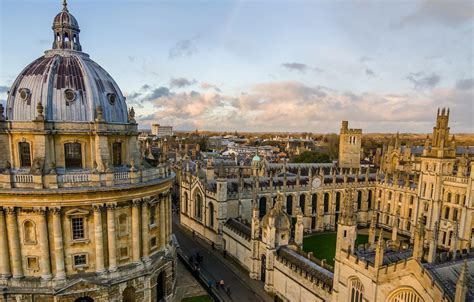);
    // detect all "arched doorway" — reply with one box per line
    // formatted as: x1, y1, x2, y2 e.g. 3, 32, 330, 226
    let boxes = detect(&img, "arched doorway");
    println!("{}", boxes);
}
122, 286, 136, 302
75, 297, 94, 302
156, 271, 166, 301
260, 255, 266, 282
